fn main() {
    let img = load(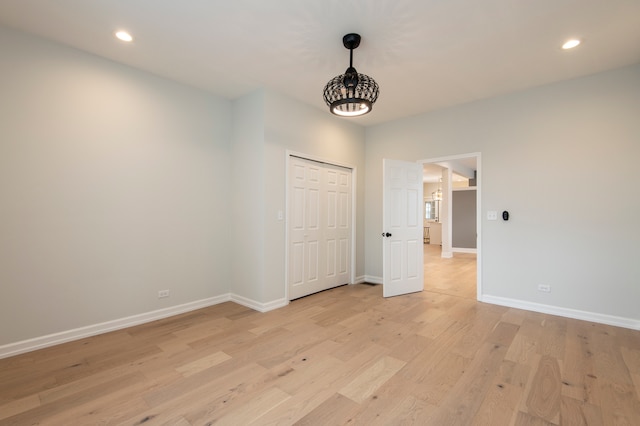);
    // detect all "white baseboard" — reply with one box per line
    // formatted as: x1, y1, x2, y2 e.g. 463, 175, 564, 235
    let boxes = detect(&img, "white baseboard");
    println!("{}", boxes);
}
441, 251, 453, 258
0, 293, 295, 359
230, 294, 288, 313
452, 247, 477, 254
363, 275, 383, 285
0, 295, 233, 360
353, 275, 367, 284
481, 295, 640, 331
14, 290, 632, 361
